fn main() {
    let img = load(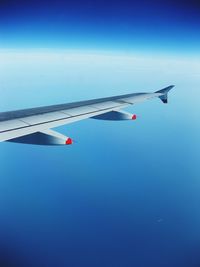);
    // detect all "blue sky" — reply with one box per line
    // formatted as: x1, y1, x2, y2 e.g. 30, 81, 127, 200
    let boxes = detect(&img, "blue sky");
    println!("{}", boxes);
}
0, 0, 200, 53
0, 1, 200, 267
